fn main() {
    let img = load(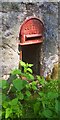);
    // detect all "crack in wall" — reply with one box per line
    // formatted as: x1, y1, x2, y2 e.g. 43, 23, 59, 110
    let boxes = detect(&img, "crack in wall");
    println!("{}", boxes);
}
3, 43, 17, 52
